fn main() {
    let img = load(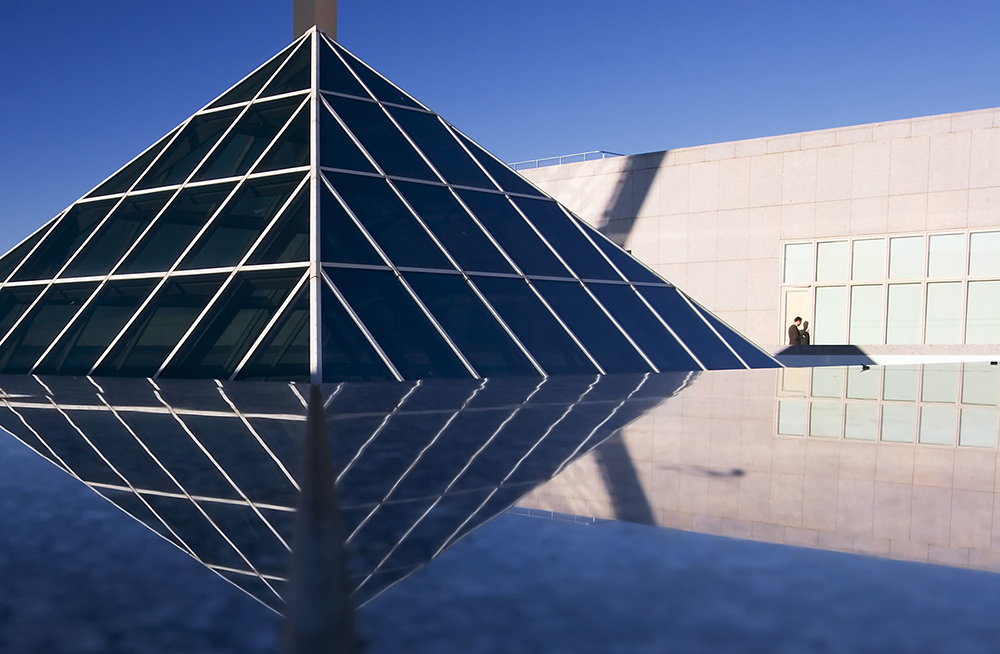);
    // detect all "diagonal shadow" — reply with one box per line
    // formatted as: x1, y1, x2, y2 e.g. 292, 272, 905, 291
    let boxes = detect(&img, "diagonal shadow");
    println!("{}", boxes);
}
598, 150, 667, 247
592, 433, 657, 525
